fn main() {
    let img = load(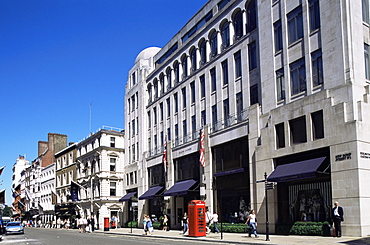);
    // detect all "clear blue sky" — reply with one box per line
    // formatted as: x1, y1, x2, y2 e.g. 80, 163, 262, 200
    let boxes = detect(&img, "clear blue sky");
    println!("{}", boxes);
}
0, 0, 207, 206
